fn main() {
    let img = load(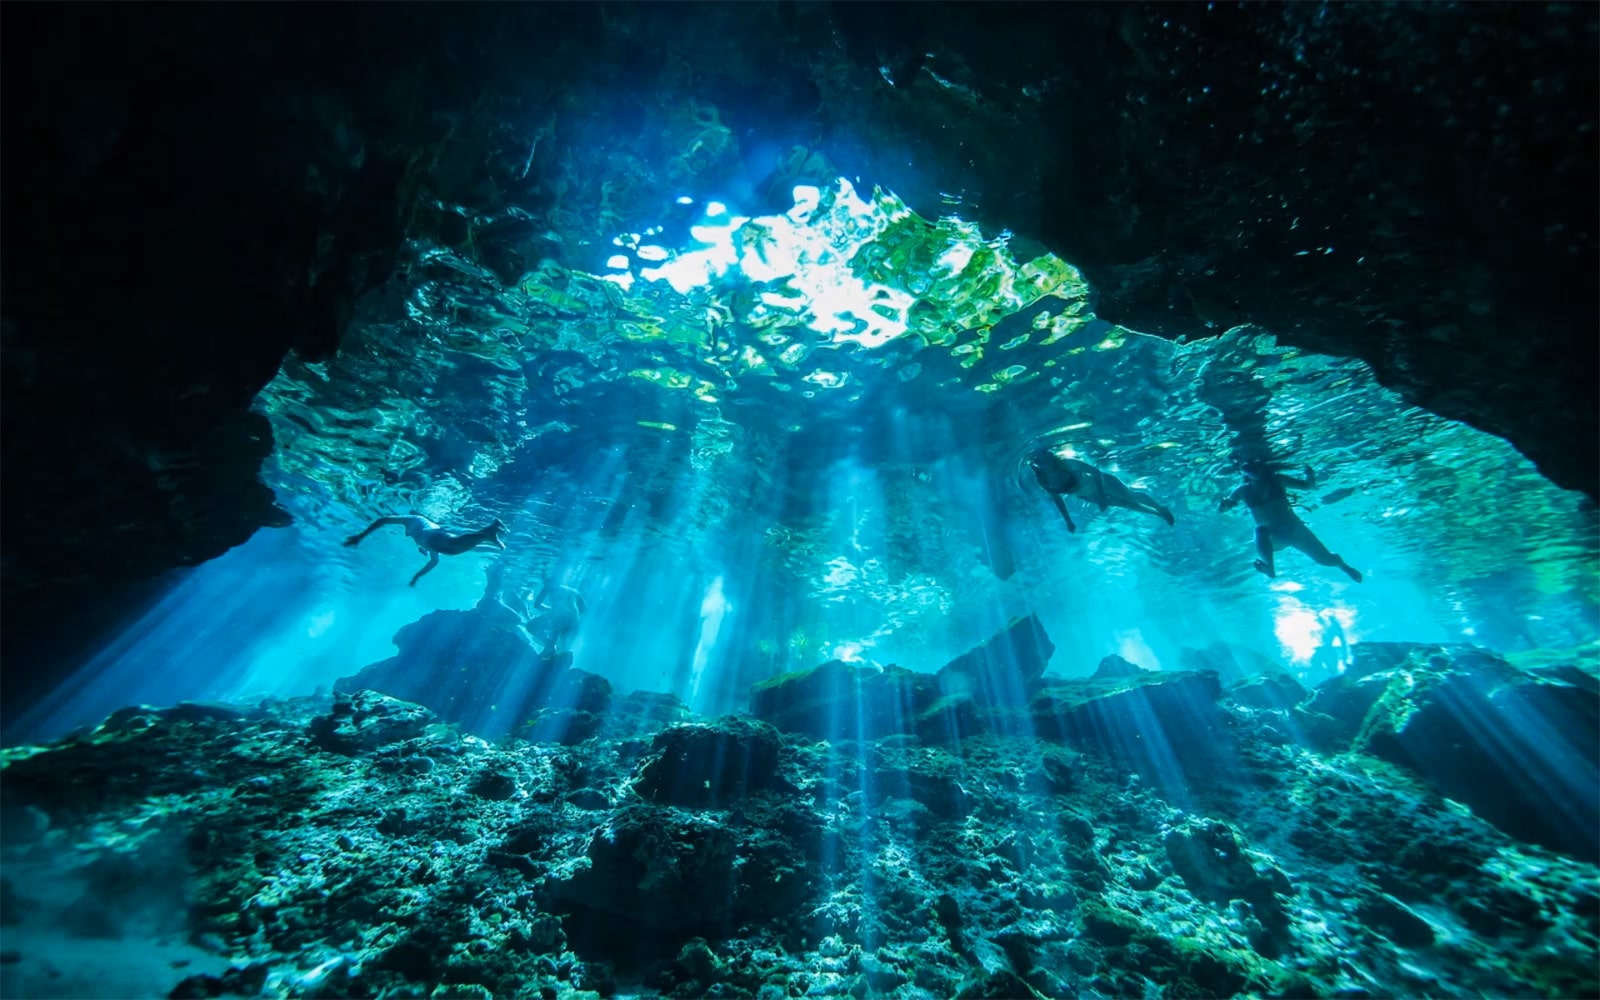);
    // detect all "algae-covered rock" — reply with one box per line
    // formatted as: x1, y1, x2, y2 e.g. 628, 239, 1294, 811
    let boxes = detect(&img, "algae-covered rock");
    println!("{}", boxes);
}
631, 717, 791, 807
1028, 670, 1225, 782
1022, 744, 1082, 794
955, 967, 1042, 1000
3, 640, 1597, 1000
749, 660, 935, 739
308, 691, 433, 754
868, 745, 973, 820
551, 804, 739, 932
1164, 818, 1292, 937
914, 692, 987, 745
1091, 654, 1148, 681
1226, 672, 1308, 711
935, 614, 1055, 709
1312, 643, 1599, 857
1356, 891, 1436, 947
